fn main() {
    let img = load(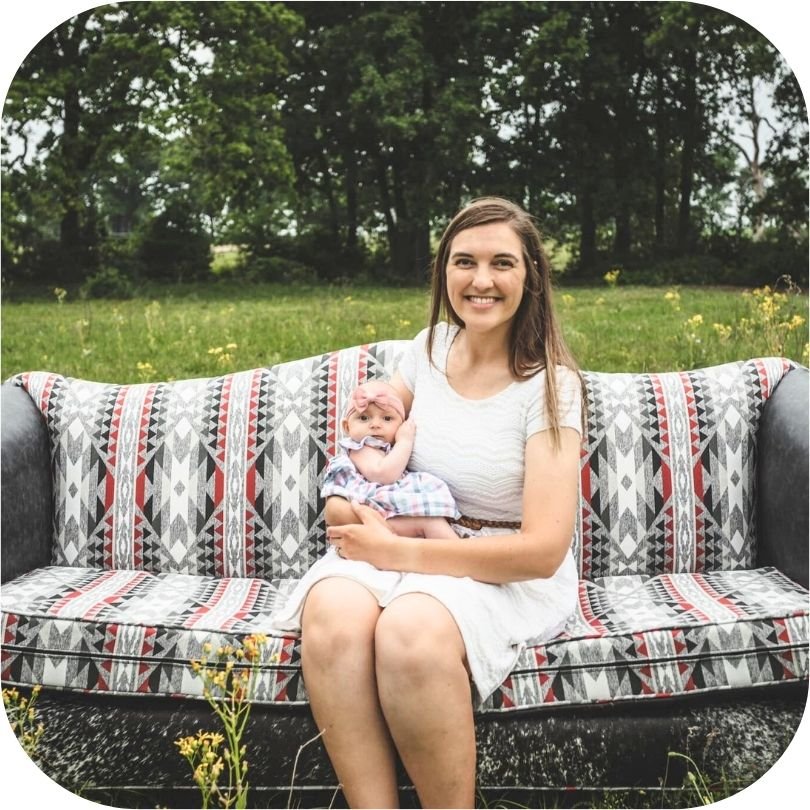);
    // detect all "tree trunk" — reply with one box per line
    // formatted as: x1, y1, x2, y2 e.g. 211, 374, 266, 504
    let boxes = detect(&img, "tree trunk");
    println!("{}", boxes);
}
654, 67, 667, 251
411, 218, 431, 285
579, 186, 597, 274
60, 62, 82, 254
677, 44, 699, 254
319, 151, 340, 242
344, 146, 358, 251
376, 156, 399, 274
57, 15, 94, 280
